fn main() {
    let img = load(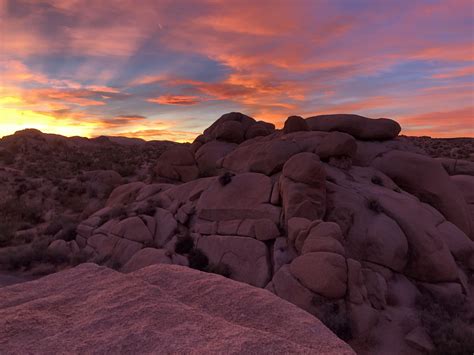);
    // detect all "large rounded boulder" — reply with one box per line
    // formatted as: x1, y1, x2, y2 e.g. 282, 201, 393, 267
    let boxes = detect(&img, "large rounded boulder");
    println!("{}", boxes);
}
202, 112, 274, 144
283, 116, 309, 134
280, 153, 326, 223
154, 147, 199, 183
195, 141, 237, 176
306, 114, 401, 140
373, 150, 473, 239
